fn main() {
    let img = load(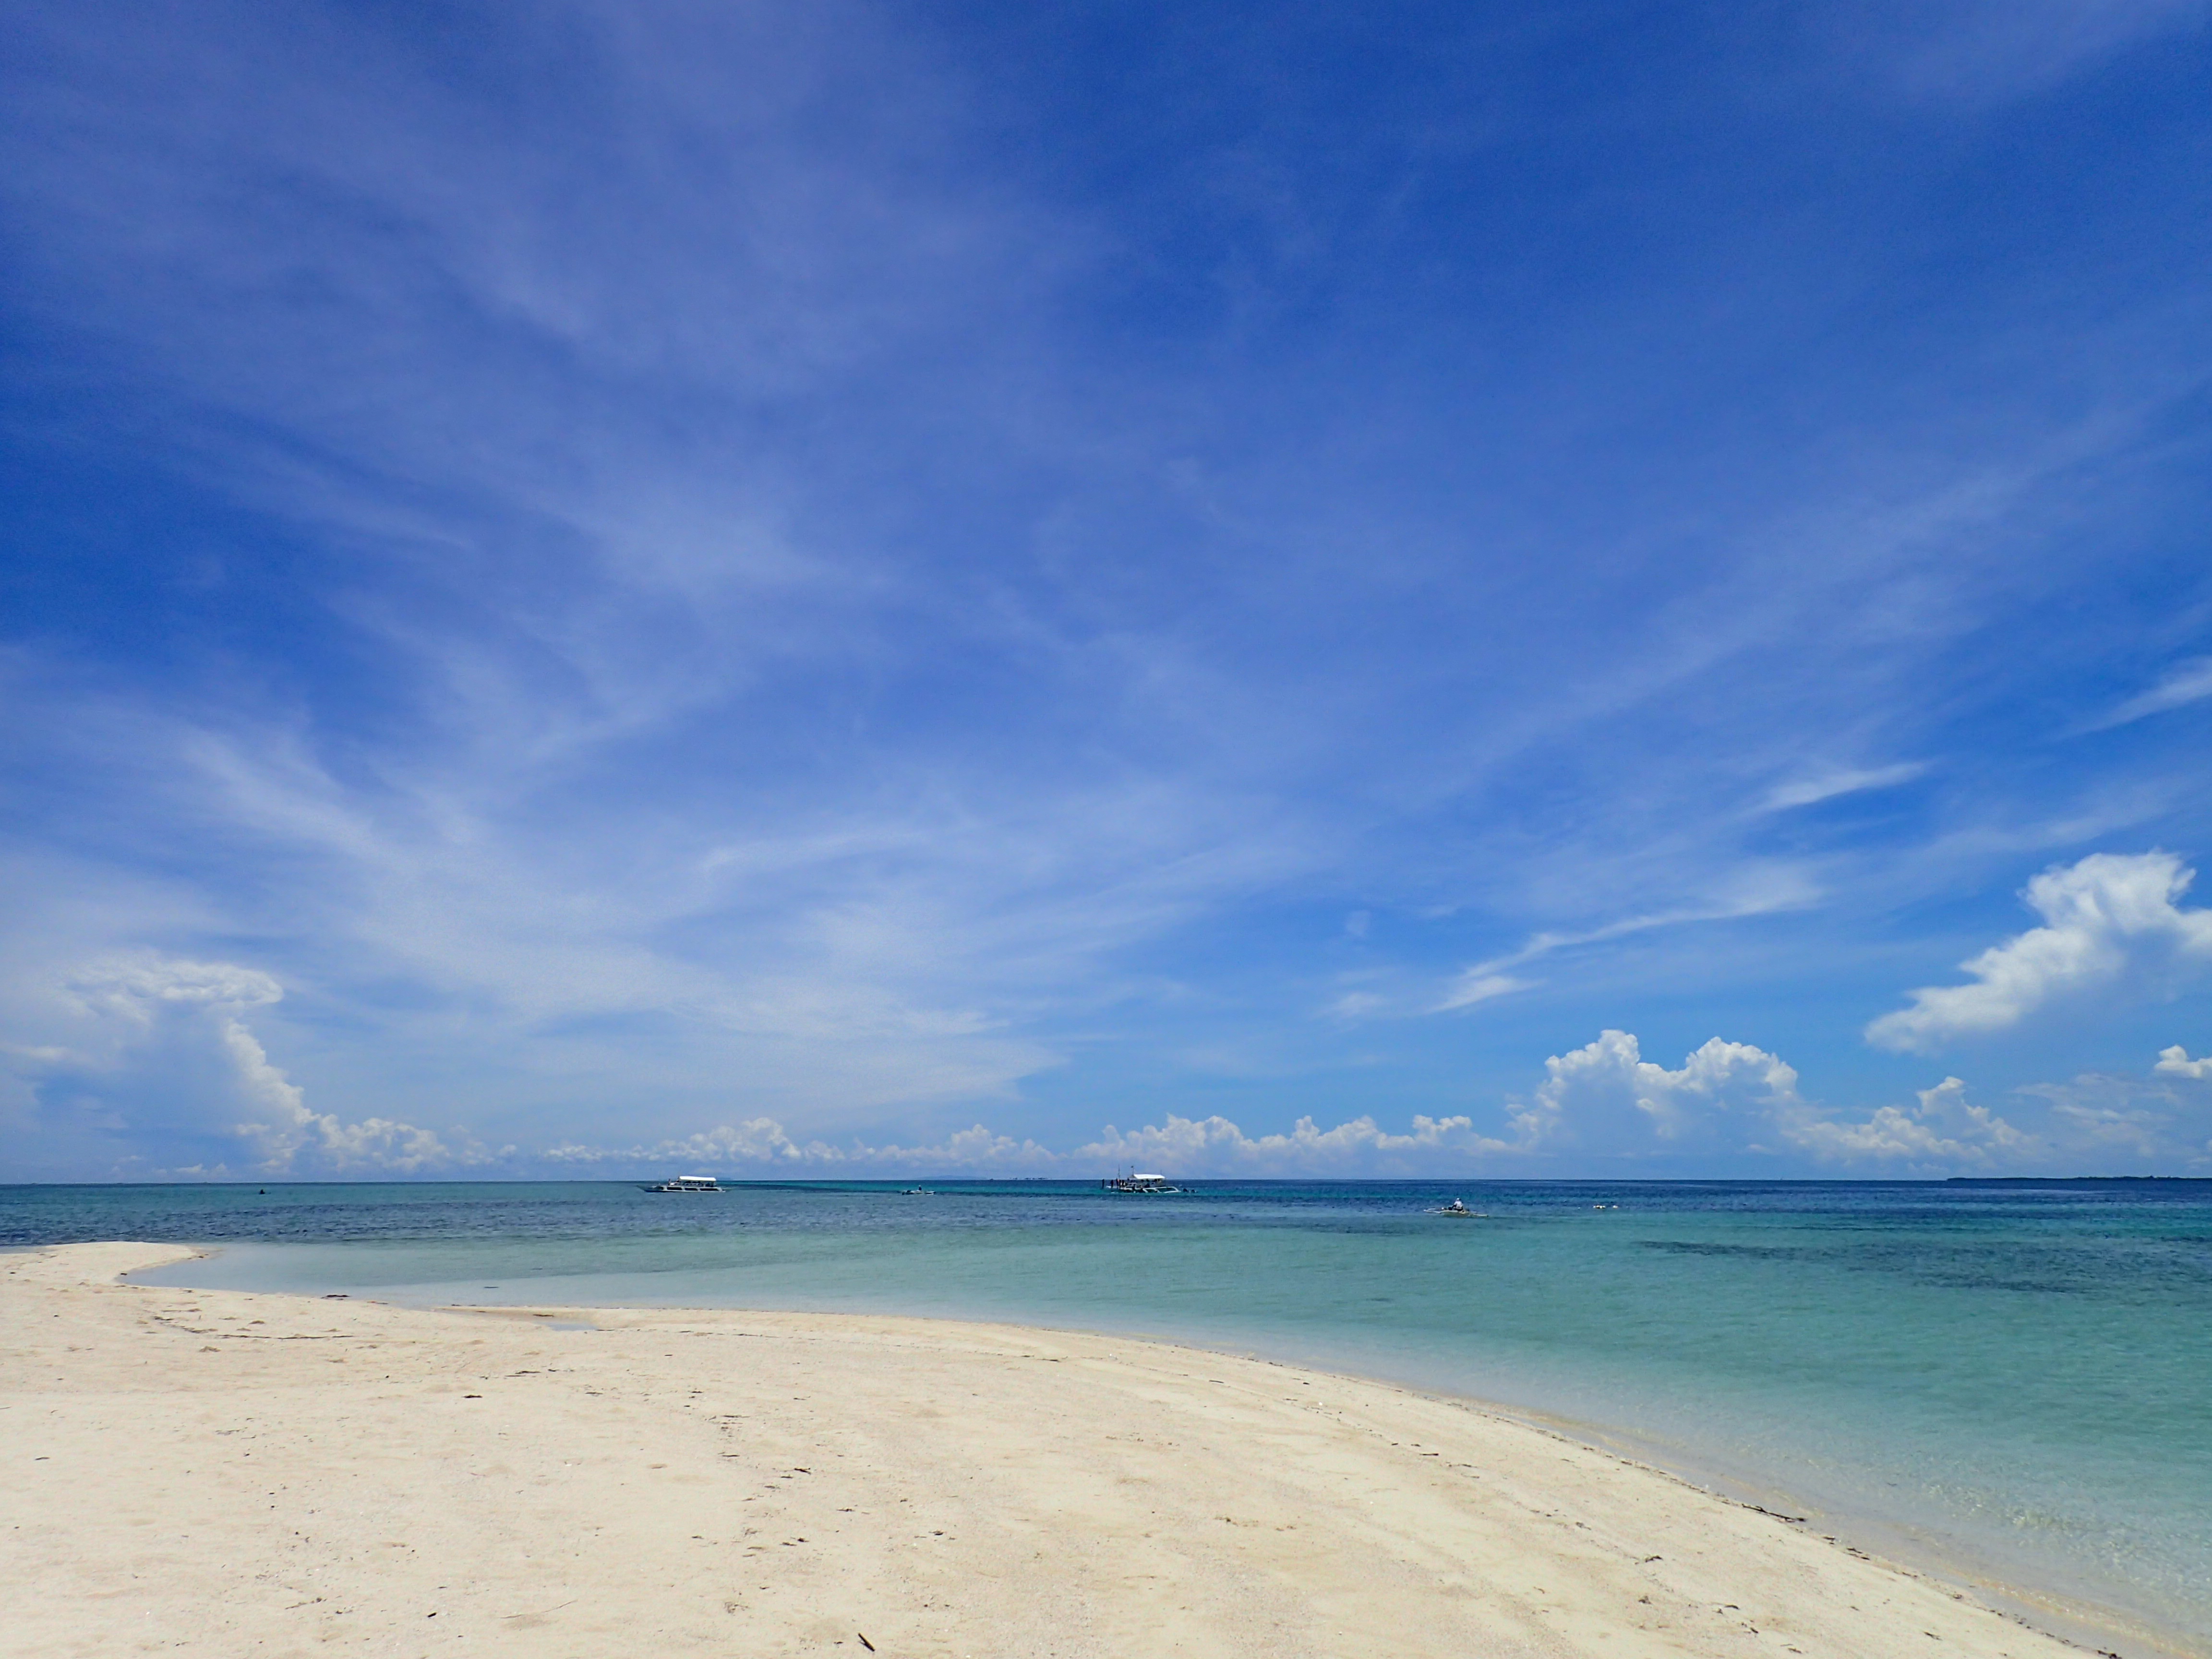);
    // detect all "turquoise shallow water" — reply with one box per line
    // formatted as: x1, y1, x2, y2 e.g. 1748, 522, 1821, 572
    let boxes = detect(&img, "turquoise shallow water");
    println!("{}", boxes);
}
7, 1178, 2208, 1652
